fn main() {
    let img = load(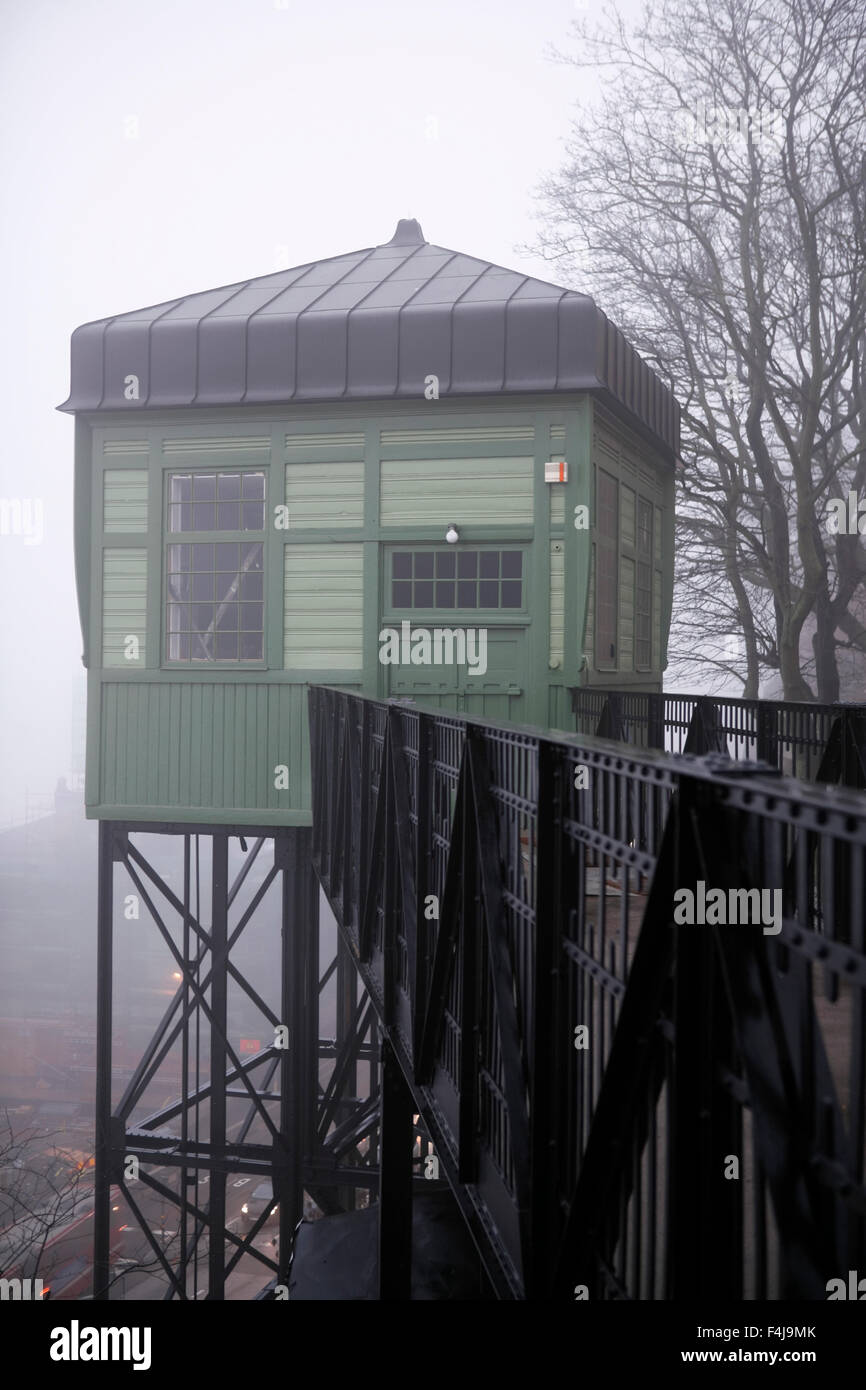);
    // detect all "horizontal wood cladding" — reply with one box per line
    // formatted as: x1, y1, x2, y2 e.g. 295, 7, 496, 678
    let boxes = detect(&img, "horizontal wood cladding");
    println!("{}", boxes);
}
102, 550, 147, 667
103, 469, 148, 533
380, 456, 534, 526
550, 541, 564, 669
98, 679, 311, 813
285, 460, 364, 527
284, 543, 364, 670
285, 431, 365, 451
103, 439, 148, 456
162, 436, 271, 454
380, 425, 534, 446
